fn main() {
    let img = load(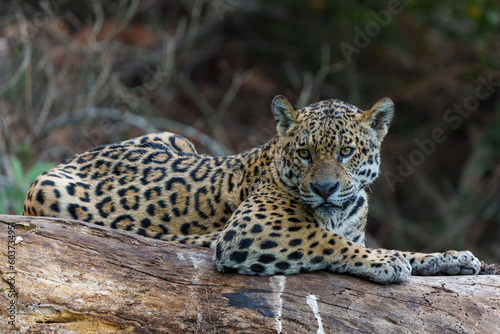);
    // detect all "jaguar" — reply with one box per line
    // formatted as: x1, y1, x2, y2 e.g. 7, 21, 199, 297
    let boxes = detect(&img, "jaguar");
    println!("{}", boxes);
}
23, 95, 481, 283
